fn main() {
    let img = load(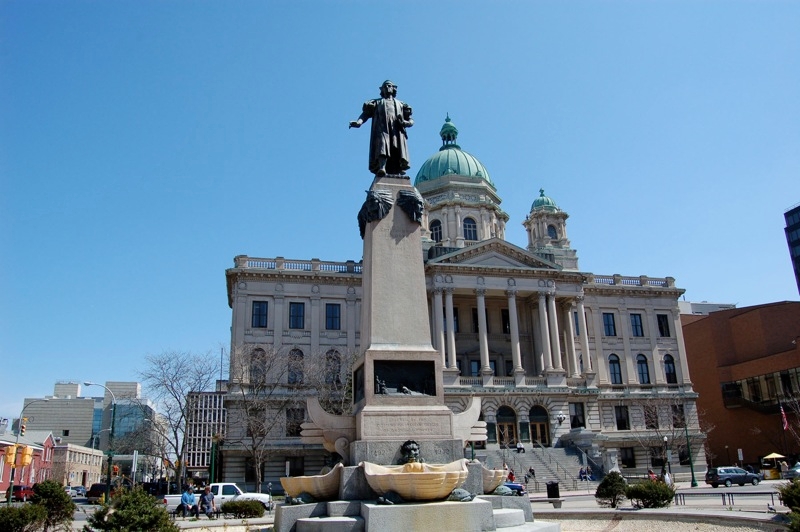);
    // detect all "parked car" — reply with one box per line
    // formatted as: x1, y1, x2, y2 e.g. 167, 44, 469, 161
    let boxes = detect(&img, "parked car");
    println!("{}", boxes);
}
73, 485, 87, 497
784, 465, 800, 480
9, 485, 36, 501
86, 483, 108, 504
503, 481, 527, 496
705, 467, 760, 488
64, 486, 77, 498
